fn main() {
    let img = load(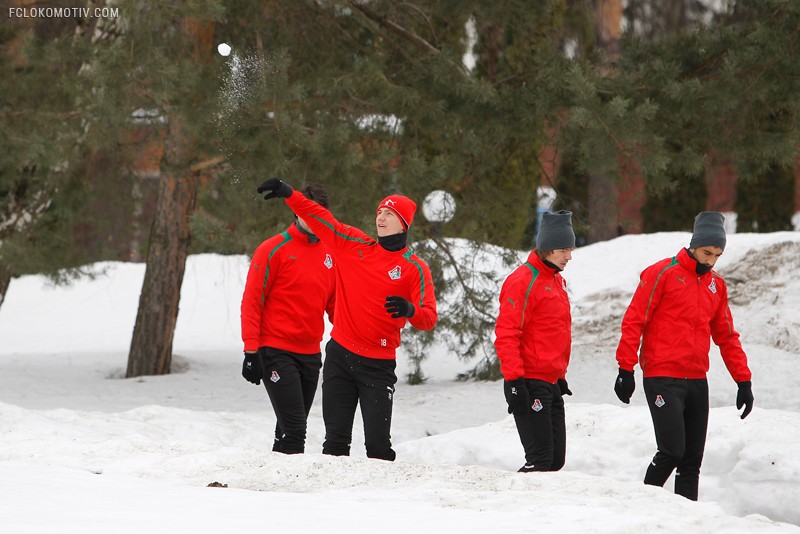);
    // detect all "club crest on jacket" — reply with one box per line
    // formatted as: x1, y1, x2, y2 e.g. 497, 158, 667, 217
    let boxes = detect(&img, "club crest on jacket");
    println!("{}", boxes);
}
388, 265, 401, 280
324, 253, 333, 269
708, 278, 717, 294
